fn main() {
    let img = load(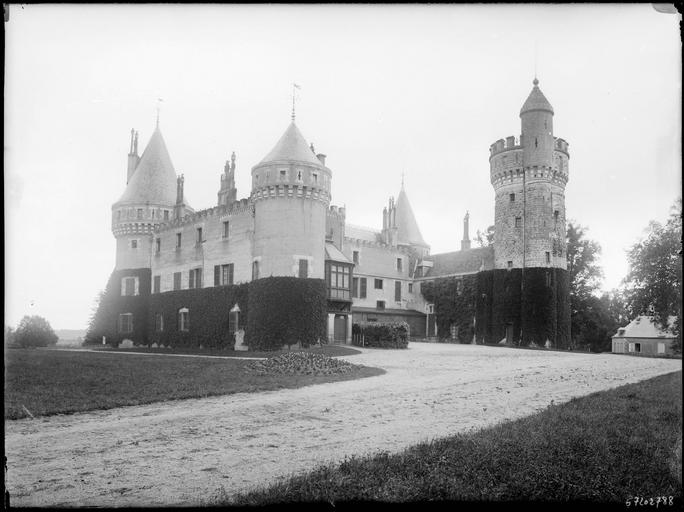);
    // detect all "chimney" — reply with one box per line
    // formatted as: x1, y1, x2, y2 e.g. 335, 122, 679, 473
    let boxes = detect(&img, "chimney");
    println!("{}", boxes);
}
316, 153, 327, 166
126, 129, 140, 184
461, 211, 471, 250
